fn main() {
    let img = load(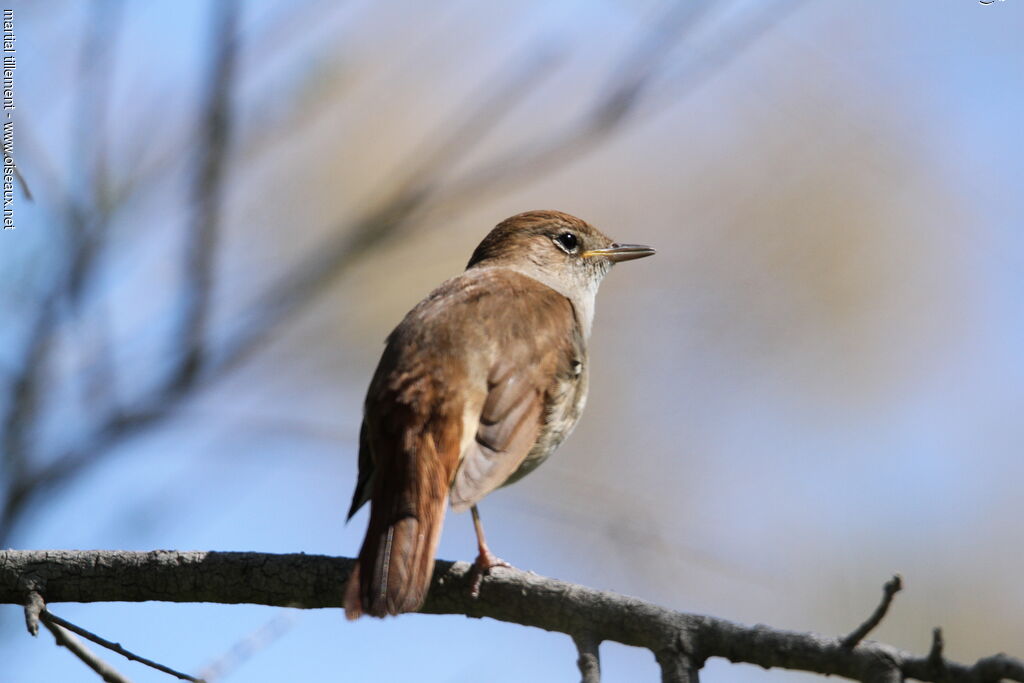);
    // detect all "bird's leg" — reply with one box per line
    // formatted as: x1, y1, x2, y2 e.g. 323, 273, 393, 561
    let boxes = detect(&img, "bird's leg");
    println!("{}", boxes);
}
469, 505, 511, 598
